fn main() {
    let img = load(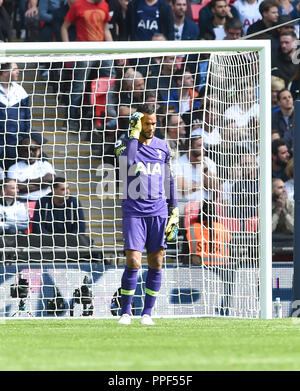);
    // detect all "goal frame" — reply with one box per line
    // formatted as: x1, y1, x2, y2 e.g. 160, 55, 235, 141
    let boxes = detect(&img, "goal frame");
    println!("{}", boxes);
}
0, 40, 272, 319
